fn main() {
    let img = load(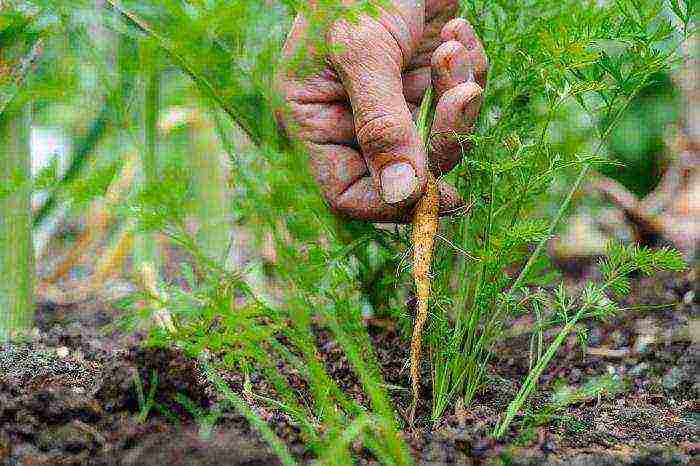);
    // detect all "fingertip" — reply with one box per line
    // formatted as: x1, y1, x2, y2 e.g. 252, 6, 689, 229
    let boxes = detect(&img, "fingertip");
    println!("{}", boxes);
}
437, 180, 466, 217
440, 18, 489, 89
435, 81, 483, 129
458, 81, 484, 123
429, 82, 483, 173
431, 40, 470, 96
441, 18, 478, 50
